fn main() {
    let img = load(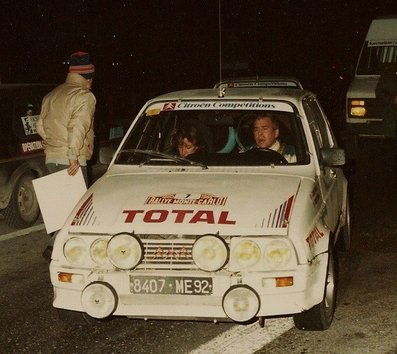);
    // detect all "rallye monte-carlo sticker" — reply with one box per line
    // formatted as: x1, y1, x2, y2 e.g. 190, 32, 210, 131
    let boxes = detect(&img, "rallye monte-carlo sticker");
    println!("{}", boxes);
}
145, 193, 227, 206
